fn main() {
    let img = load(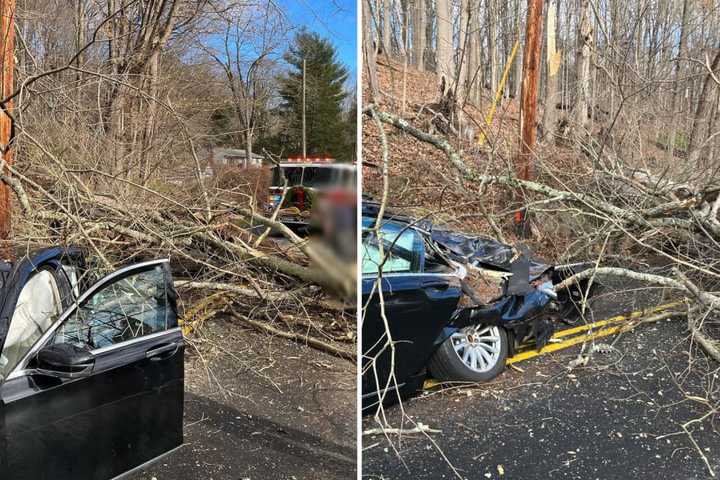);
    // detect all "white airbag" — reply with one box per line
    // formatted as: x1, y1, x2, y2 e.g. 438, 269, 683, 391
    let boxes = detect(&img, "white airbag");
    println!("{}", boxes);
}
0, 270, 62, 376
